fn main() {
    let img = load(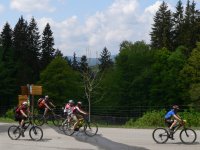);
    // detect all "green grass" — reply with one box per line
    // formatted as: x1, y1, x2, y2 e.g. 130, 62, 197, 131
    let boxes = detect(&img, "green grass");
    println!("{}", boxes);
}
0, 117, 15, 123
